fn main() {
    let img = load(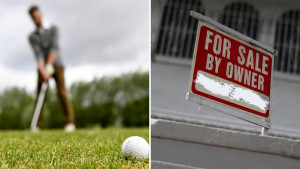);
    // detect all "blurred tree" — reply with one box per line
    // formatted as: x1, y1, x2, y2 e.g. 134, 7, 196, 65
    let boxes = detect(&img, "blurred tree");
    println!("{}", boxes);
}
0, 88, 33, 129
42, 88, 65, 128
122, 95, 149, 126
71, 71, 149, 128
0, 71, 149, 129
